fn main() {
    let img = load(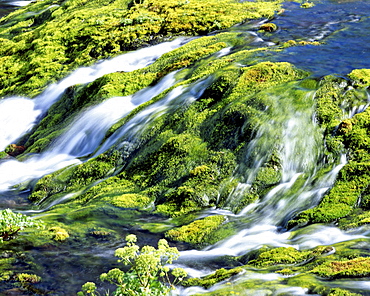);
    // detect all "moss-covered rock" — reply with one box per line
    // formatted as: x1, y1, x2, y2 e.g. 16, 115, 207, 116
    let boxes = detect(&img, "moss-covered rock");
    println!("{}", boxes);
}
312, 257, 370, 279
183, 267, 243, 289
165, 215, 226, 245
